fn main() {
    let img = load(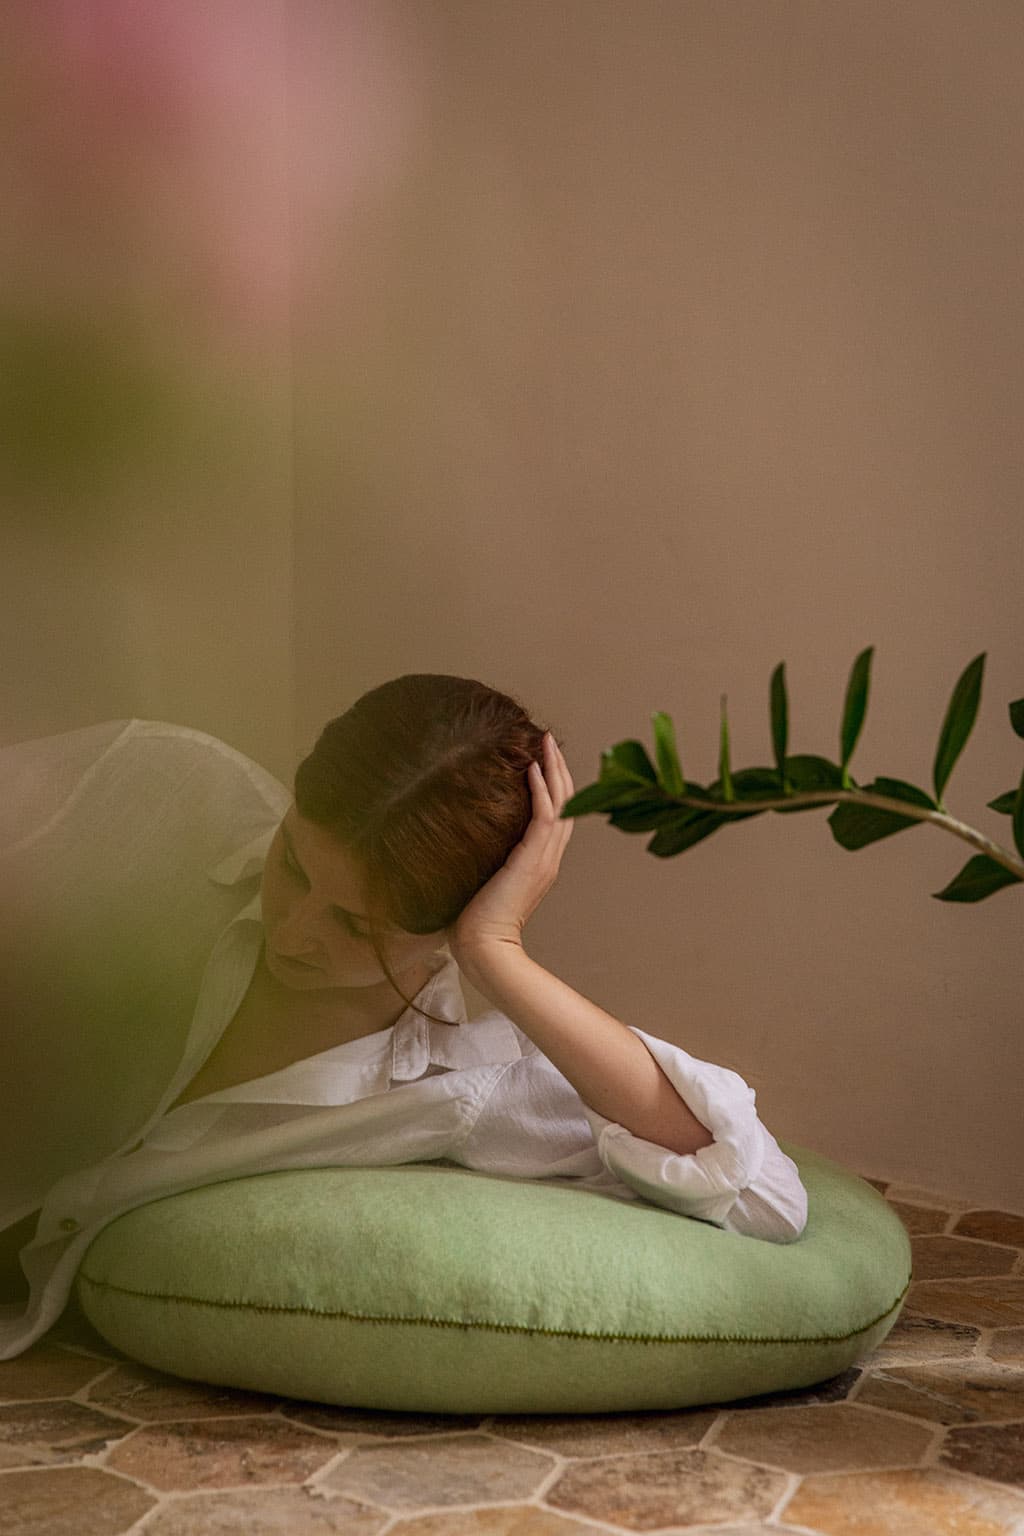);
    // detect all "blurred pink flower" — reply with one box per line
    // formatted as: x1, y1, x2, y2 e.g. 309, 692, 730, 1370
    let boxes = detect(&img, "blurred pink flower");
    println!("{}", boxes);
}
4, 1, 427, 352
